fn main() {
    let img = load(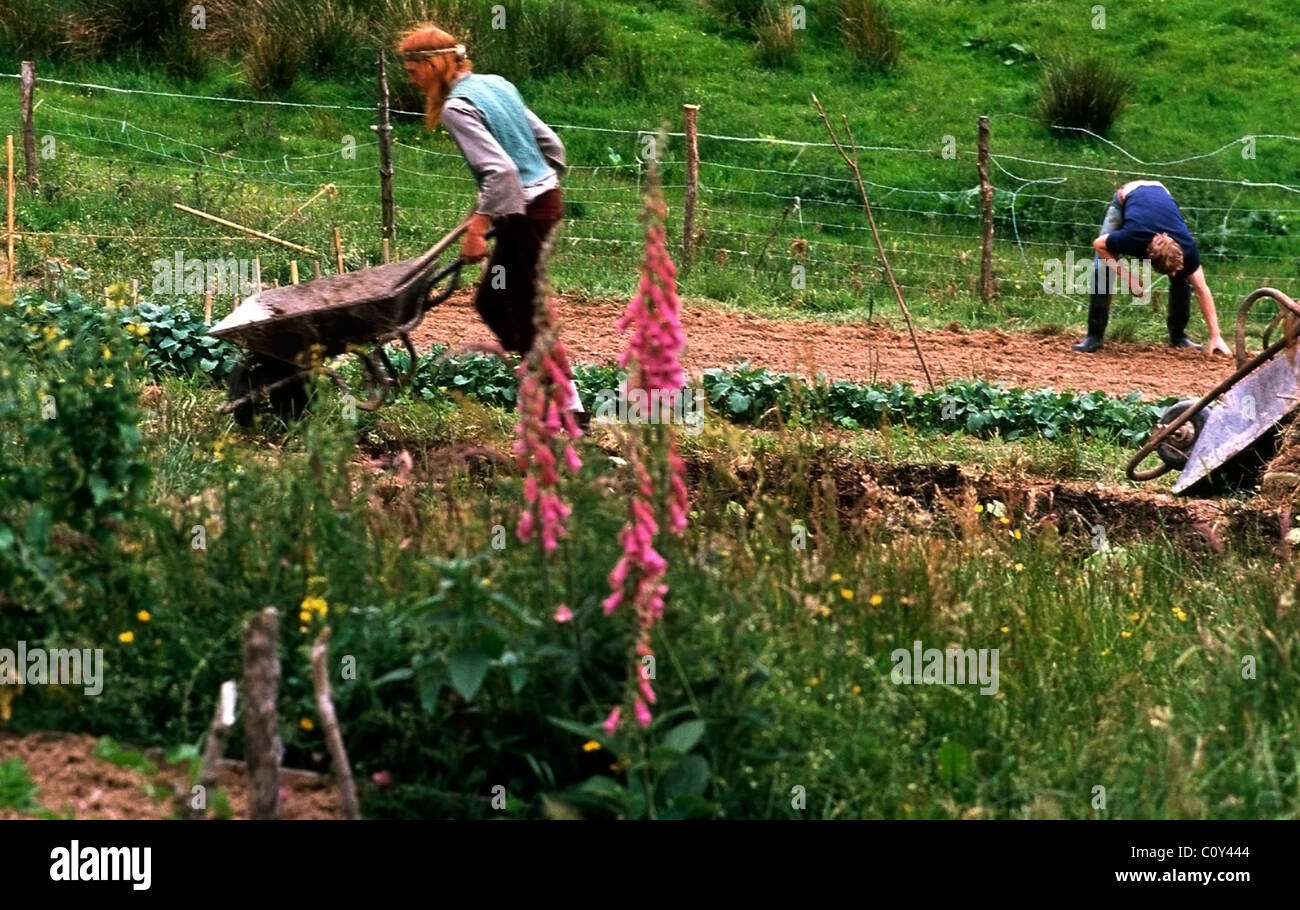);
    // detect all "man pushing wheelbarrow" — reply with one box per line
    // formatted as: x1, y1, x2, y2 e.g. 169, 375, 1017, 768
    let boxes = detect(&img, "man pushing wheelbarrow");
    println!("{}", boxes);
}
1073, 179, 1232, 356
398, 23, 584, 417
